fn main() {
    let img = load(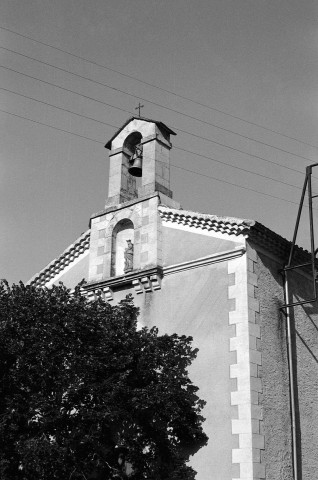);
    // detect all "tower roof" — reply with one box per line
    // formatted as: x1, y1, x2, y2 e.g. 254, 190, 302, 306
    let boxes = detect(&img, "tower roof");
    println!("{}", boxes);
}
105, 116, 176, 150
